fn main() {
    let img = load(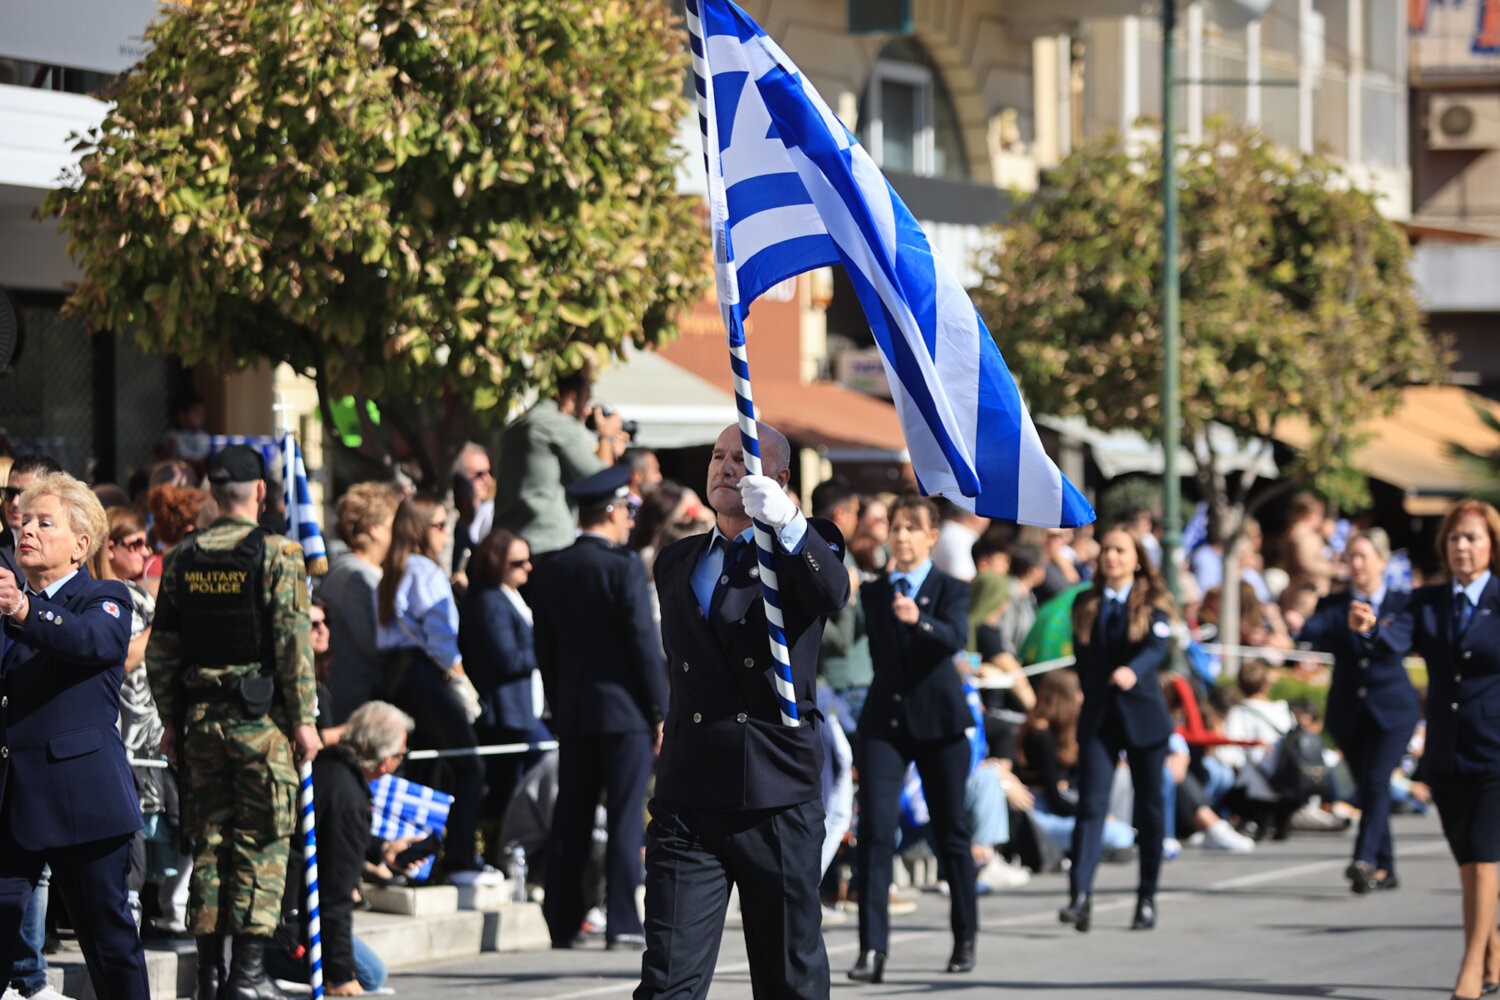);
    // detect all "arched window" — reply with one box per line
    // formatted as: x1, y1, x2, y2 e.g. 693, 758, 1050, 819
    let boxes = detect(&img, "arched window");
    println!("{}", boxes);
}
858, 38, 967, 179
